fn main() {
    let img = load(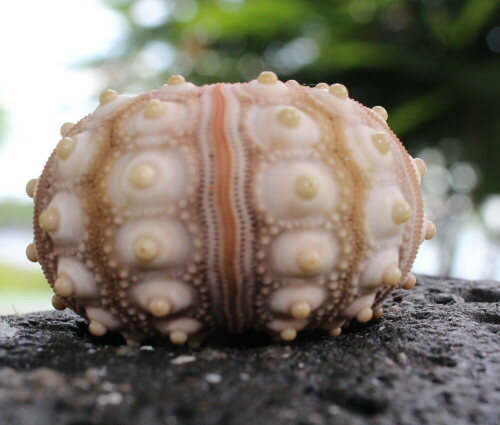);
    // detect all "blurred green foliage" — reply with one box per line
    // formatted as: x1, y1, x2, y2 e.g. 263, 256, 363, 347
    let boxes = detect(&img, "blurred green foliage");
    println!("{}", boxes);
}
0, 263, 50, 314
98, 0, 500, 199
0, 263, 47, 292
0, 202, 33, 227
